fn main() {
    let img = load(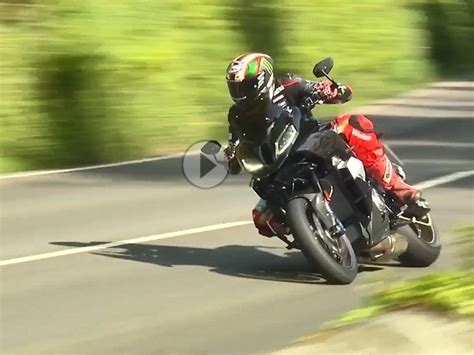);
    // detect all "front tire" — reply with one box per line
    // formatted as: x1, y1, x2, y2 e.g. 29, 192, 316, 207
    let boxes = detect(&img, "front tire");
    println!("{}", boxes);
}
397, 214, 441, 267
286, 196, 358, 284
